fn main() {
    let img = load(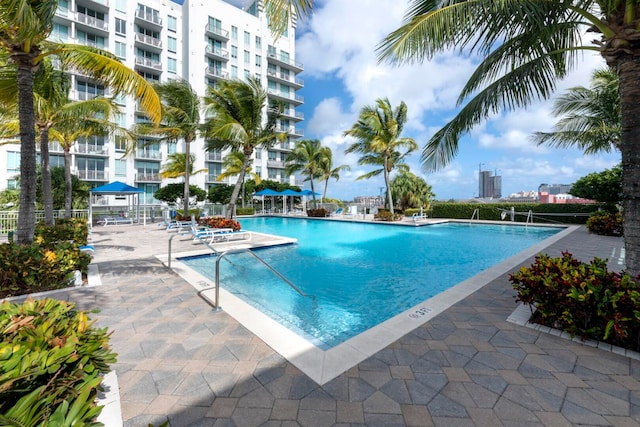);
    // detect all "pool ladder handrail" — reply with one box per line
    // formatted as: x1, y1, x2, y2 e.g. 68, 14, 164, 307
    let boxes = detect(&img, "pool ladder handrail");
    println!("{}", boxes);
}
470, 208, 479, 222
207, 248, 315, 310
167, 231, 219, 269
